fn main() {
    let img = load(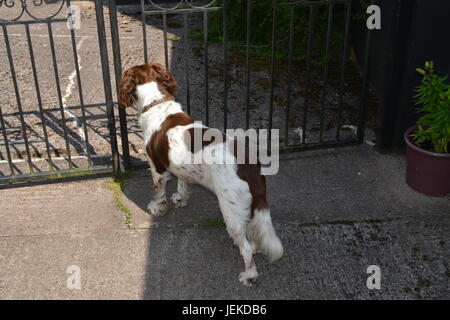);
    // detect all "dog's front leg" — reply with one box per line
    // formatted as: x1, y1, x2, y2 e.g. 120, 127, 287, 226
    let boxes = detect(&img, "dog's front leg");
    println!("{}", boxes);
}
147, 165, 169, 216
170, 178, 191, 208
